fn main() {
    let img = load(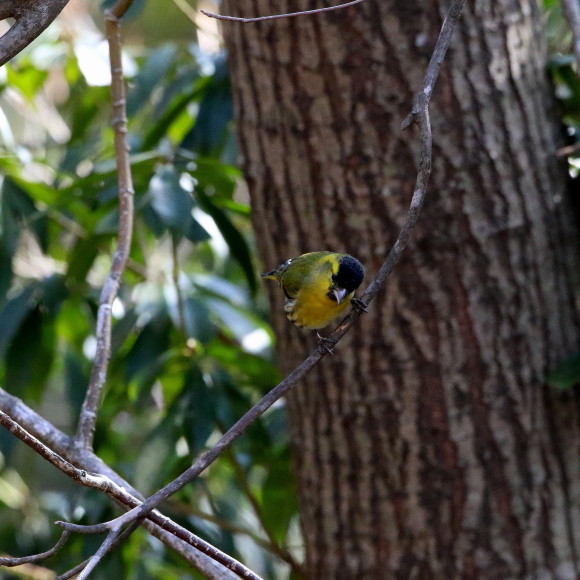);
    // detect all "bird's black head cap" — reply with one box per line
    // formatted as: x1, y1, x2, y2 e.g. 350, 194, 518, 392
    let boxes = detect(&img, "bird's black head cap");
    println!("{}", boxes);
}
333, 255, 365, 293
